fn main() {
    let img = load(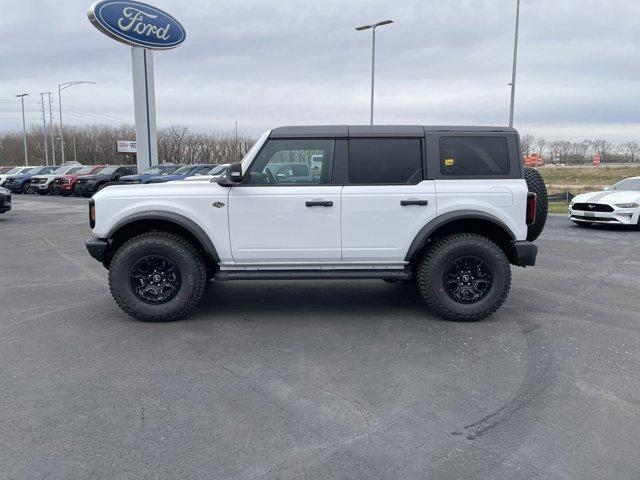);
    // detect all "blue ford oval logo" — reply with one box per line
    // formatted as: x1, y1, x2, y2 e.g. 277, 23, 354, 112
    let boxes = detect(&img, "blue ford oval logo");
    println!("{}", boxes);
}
88, 0, 186, 50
